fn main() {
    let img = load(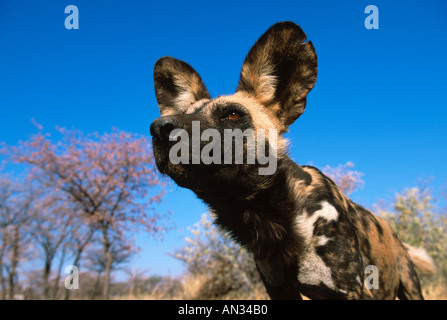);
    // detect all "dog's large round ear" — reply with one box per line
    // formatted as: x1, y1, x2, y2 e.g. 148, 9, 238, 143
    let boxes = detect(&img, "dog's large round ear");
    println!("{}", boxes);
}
153, 57, 211, 116
236, 22, 318, 130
